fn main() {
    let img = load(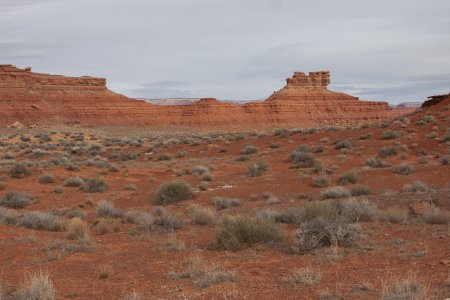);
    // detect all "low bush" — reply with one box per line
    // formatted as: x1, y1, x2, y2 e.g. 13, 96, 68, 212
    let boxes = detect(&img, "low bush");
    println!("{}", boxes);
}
96, 200, 122, 218
394, 164, 413, 175
381, 274, 428, 300
381, 130, 404, 140
402, 181, 428, 193
282, 267, 322, 286
0, 207, 20, 225
156, 153, 172, 161
186, 205, 215, 225
215, 215, 283, 251
80, 178, 108, 193
212, 197, 242, 210
154, 181, 192, 205
39, 174, 55, 184
247, 162, 268, 177
321, 187, 350, 199
295, 217, 363, 251
422, 206, 450, 224
381, 207, 408, 224
338, 171, 358, 185
19, 211, 66, 231
351, 185, 371, 196
153, 207, 182, 229
9, 162, 31, 178
365, 157, 390, 168
312, 175, 330, 188
378, 147, 397, 157
0, 191, 33, 208
242, 144, 257, 154
289, 151, 315, 168
334, 139, 353, 149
